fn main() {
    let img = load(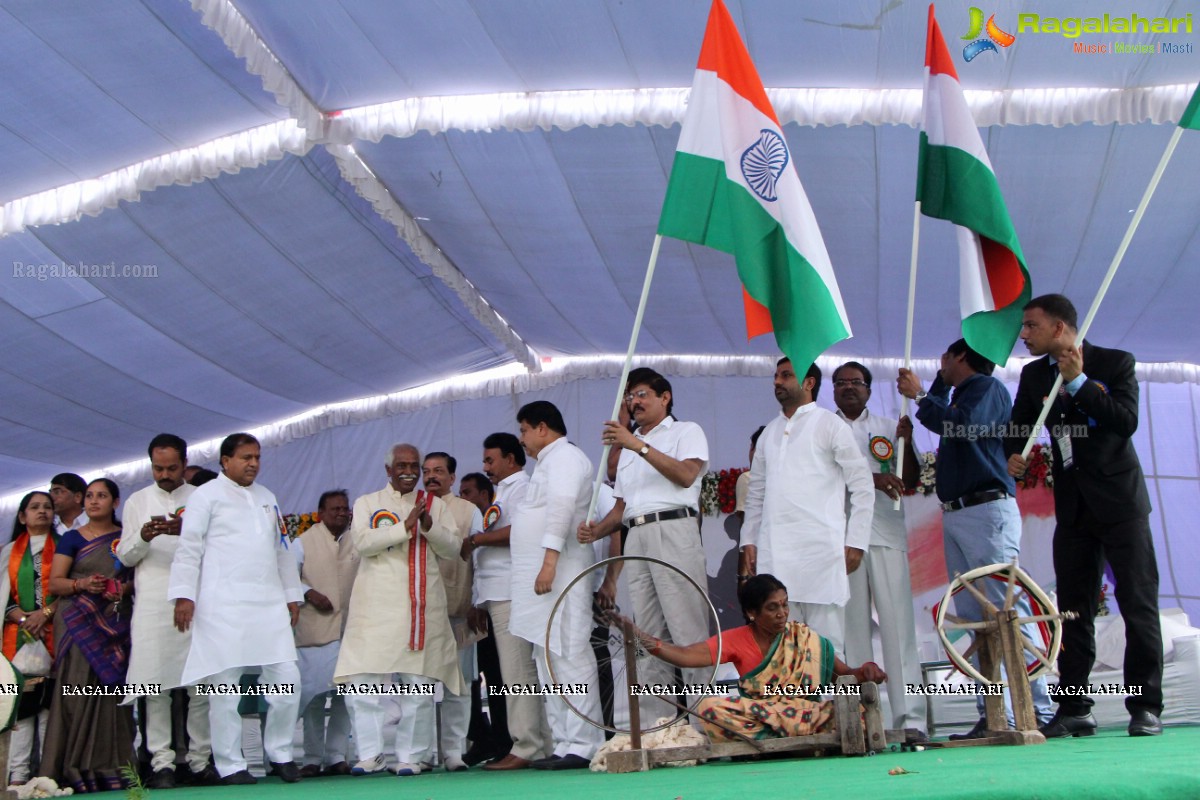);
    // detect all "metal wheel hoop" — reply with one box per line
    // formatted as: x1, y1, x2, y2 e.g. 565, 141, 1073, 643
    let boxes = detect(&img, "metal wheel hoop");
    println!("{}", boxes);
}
543, 554, 721, 736
933, 562, 1063, 684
